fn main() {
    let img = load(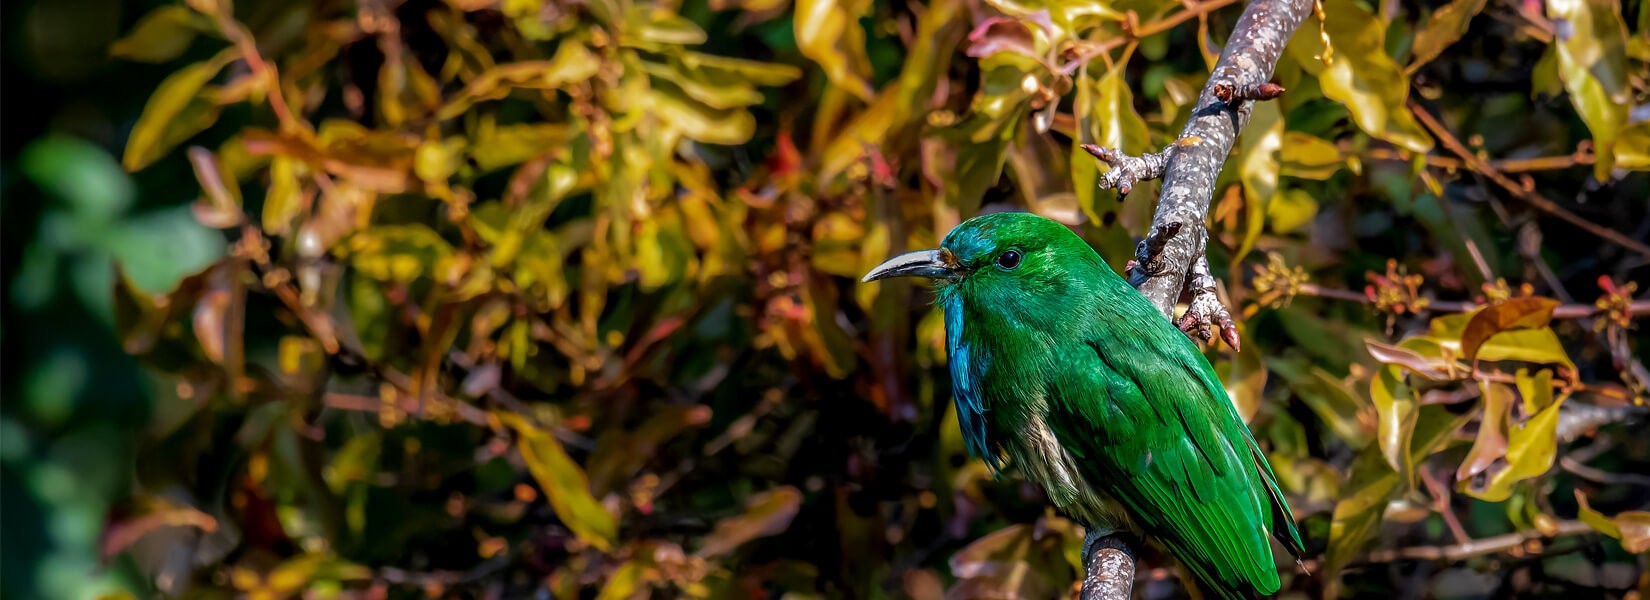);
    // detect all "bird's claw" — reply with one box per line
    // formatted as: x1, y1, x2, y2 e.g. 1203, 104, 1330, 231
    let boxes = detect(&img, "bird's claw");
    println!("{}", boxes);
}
1176, 255, 1240, 351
